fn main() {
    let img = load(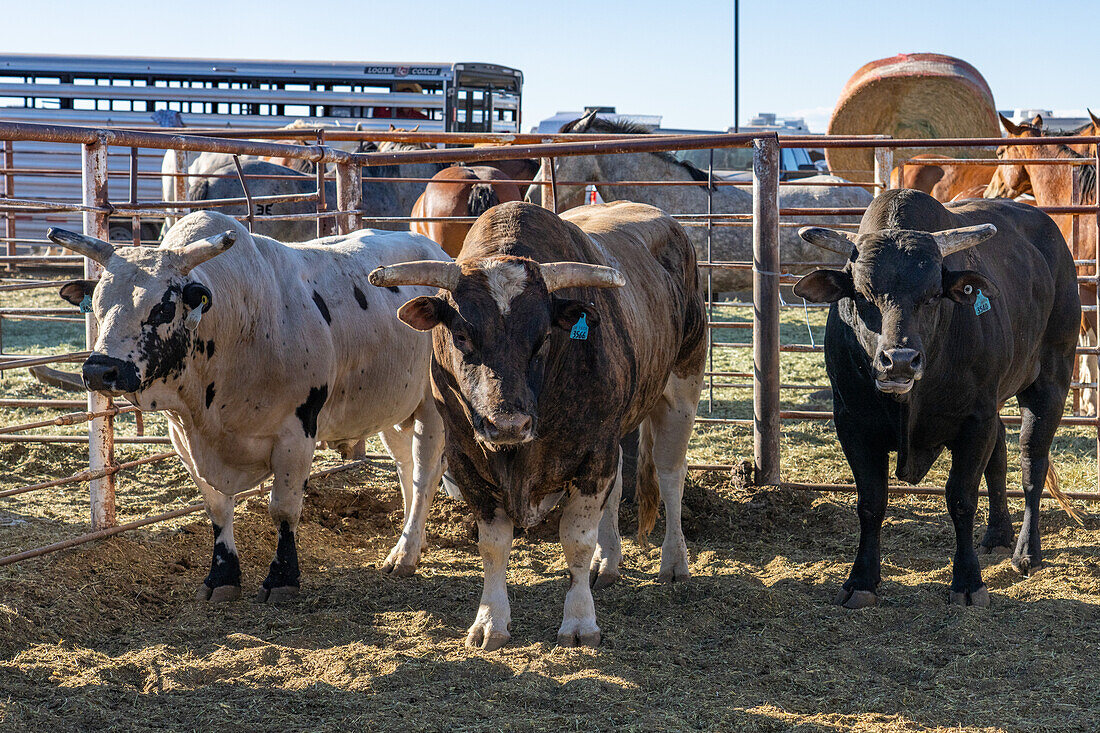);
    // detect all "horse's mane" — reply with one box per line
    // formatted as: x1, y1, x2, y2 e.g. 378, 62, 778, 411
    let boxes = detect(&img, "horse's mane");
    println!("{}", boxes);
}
1054, 143, 1096, 203
558, 114, 711, 183
1010, 122, 1096, 202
